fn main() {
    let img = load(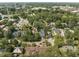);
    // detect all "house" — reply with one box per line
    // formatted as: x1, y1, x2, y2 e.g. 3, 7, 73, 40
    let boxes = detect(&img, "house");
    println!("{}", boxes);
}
69, 29, 74, 33
39, 29, 45, 39
28, 13, 36, 17
47, 38, 55, 46
32, 27, 38, 34
12, 31, 21, 38
59, 29, 65, 37
52, 28, 65, 37
31, 7, 48, 10
3, 26, 9, 31
9, 19, 15, 22
0, 25, 5, 29
64, 28, 74, 34
52, 6, 75, 12
48, 22, 55, 27
0, 15, 3, 20
13, 47, 22, 54
13, 47, 22, 57
59, 45, 74, 52
16, 18, 29, 30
